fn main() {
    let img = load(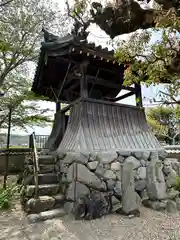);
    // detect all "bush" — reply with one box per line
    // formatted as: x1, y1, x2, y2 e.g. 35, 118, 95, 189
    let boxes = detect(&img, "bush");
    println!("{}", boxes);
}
175, 176, 180, 192
0, 184, 19, 209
